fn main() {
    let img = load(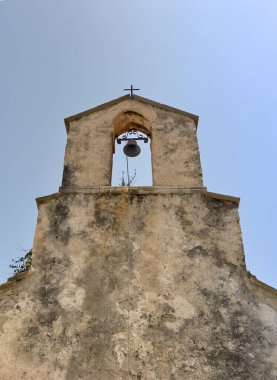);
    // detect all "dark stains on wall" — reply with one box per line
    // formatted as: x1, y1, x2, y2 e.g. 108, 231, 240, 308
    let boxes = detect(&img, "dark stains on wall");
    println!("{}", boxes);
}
175, 204, 193, 230
199, 287, 274, 379
60, 193, 131, 379
203, 197, 236, 230
62, 164, 79, 186
93, 194, 129, 233
21, 198, 74, 363
94, 207, 116, 229
187, 244, 239, 273
51, 201, 71, 245
129, 195, 150, 233
65, 266, 128, 379
188, 246, 209, 258
210, 247, 238, 272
